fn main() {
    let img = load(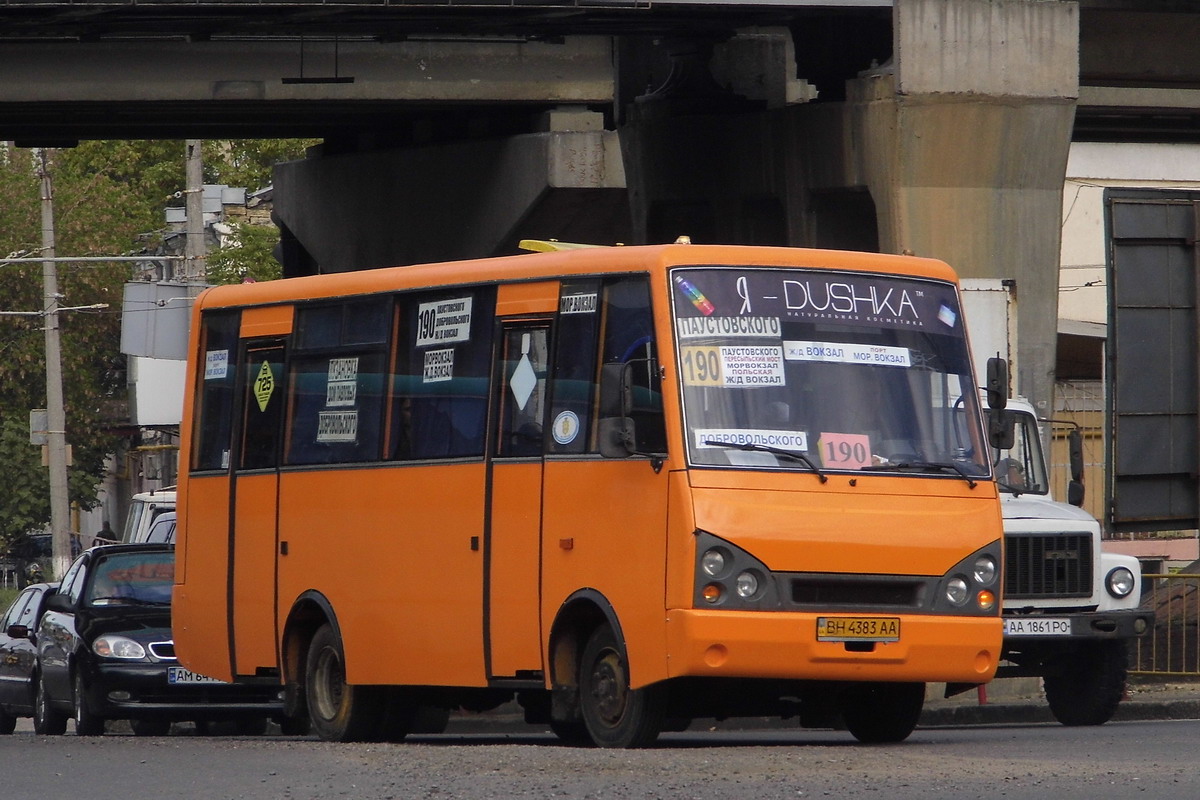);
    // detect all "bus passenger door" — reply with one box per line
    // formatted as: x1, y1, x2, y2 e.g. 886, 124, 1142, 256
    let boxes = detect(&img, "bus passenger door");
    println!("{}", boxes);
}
486, 321, 550, 679
230, 338, 286, 678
